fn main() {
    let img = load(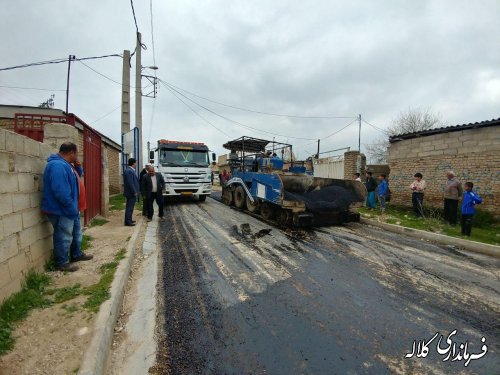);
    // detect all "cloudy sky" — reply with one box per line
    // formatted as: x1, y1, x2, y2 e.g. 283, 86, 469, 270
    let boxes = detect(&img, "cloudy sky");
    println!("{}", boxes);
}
1, 0, 499, 161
